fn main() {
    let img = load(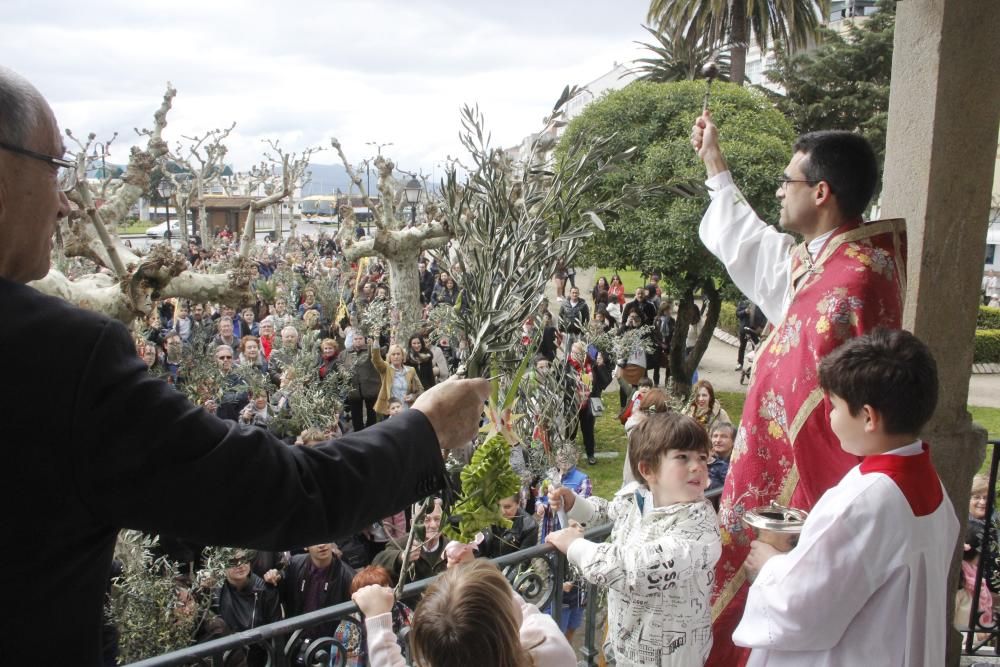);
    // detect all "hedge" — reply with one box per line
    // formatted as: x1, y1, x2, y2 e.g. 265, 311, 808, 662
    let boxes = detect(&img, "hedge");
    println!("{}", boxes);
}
718, 301, 739, 336
979, 306, 1000, 330
975, 330, 1000, 363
